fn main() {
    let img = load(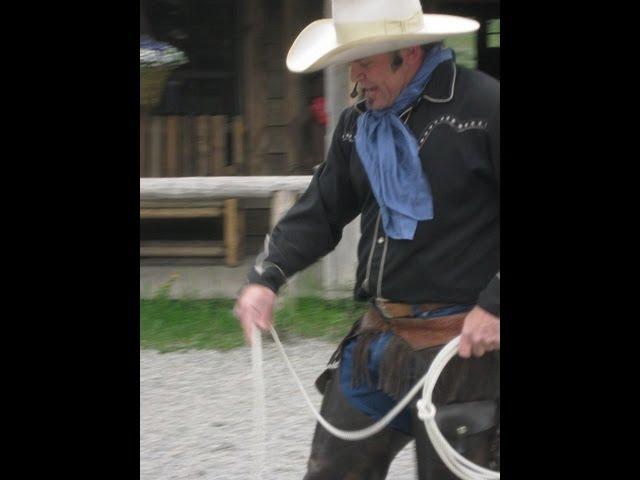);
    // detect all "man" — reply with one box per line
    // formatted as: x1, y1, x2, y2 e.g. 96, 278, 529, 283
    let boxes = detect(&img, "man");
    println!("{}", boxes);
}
234, 0, 500, 478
